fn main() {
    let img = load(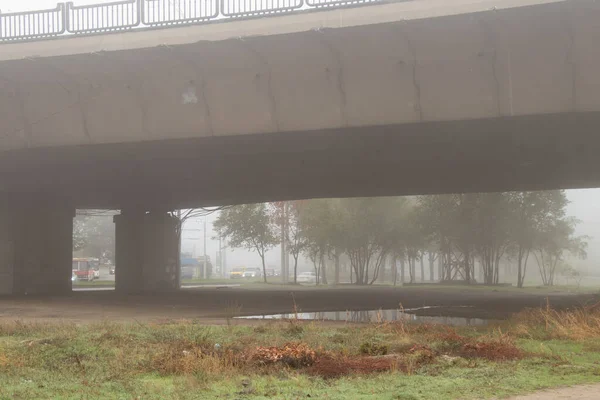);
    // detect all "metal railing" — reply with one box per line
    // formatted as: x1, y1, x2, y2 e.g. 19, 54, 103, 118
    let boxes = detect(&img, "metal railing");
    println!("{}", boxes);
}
306, 0, 379, 7
142, 0, 219, 26
67, 0, 141, 34
222, 0, 303, 18
0, 0, 387, 43
0, 4, 66, 41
